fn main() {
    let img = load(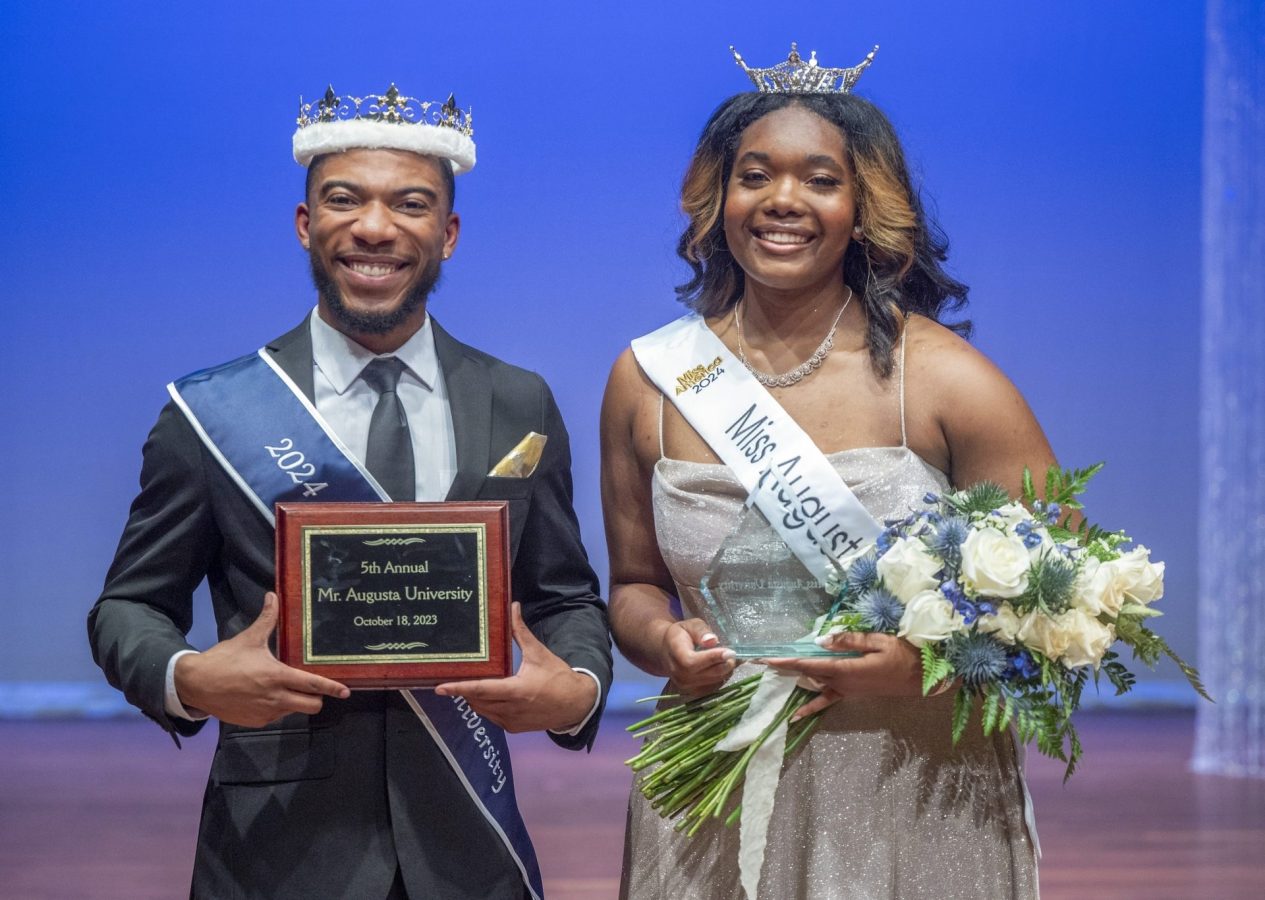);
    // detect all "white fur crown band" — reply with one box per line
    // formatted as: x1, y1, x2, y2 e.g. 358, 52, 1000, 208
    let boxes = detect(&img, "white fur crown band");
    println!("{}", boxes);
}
293, 84, 476, 174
